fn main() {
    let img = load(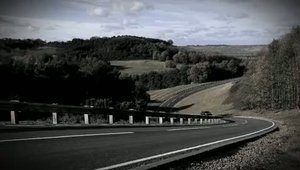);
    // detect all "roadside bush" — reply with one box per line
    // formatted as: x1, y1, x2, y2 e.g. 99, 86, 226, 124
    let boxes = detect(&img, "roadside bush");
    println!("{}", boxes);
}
59, 113, 84, 124
90, 114, 107, 124
165, 60, 176, 68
